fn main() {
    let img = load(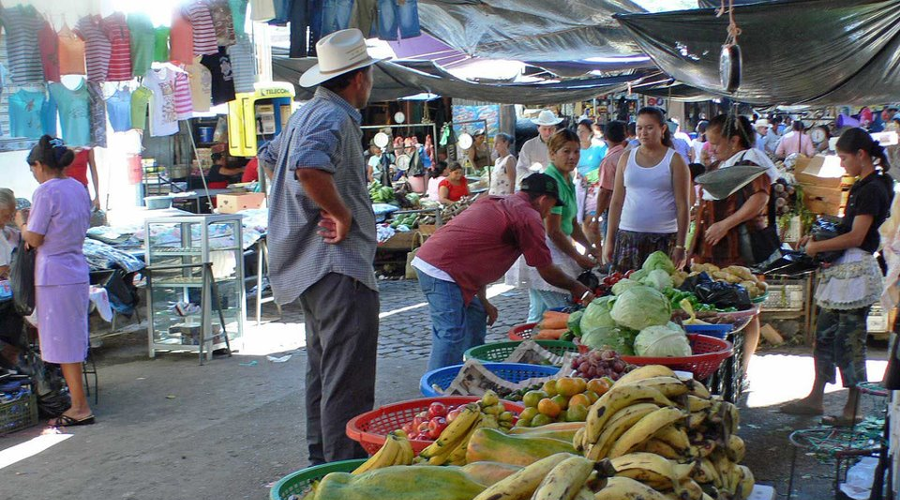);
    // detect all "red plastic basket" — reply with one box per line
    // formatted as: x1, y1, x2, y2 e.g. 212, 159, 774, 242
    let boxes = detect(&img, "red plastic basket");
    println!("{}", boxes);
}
620, 334, 734, 380
508, 323, 538, 340
346, 397, 525, 455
